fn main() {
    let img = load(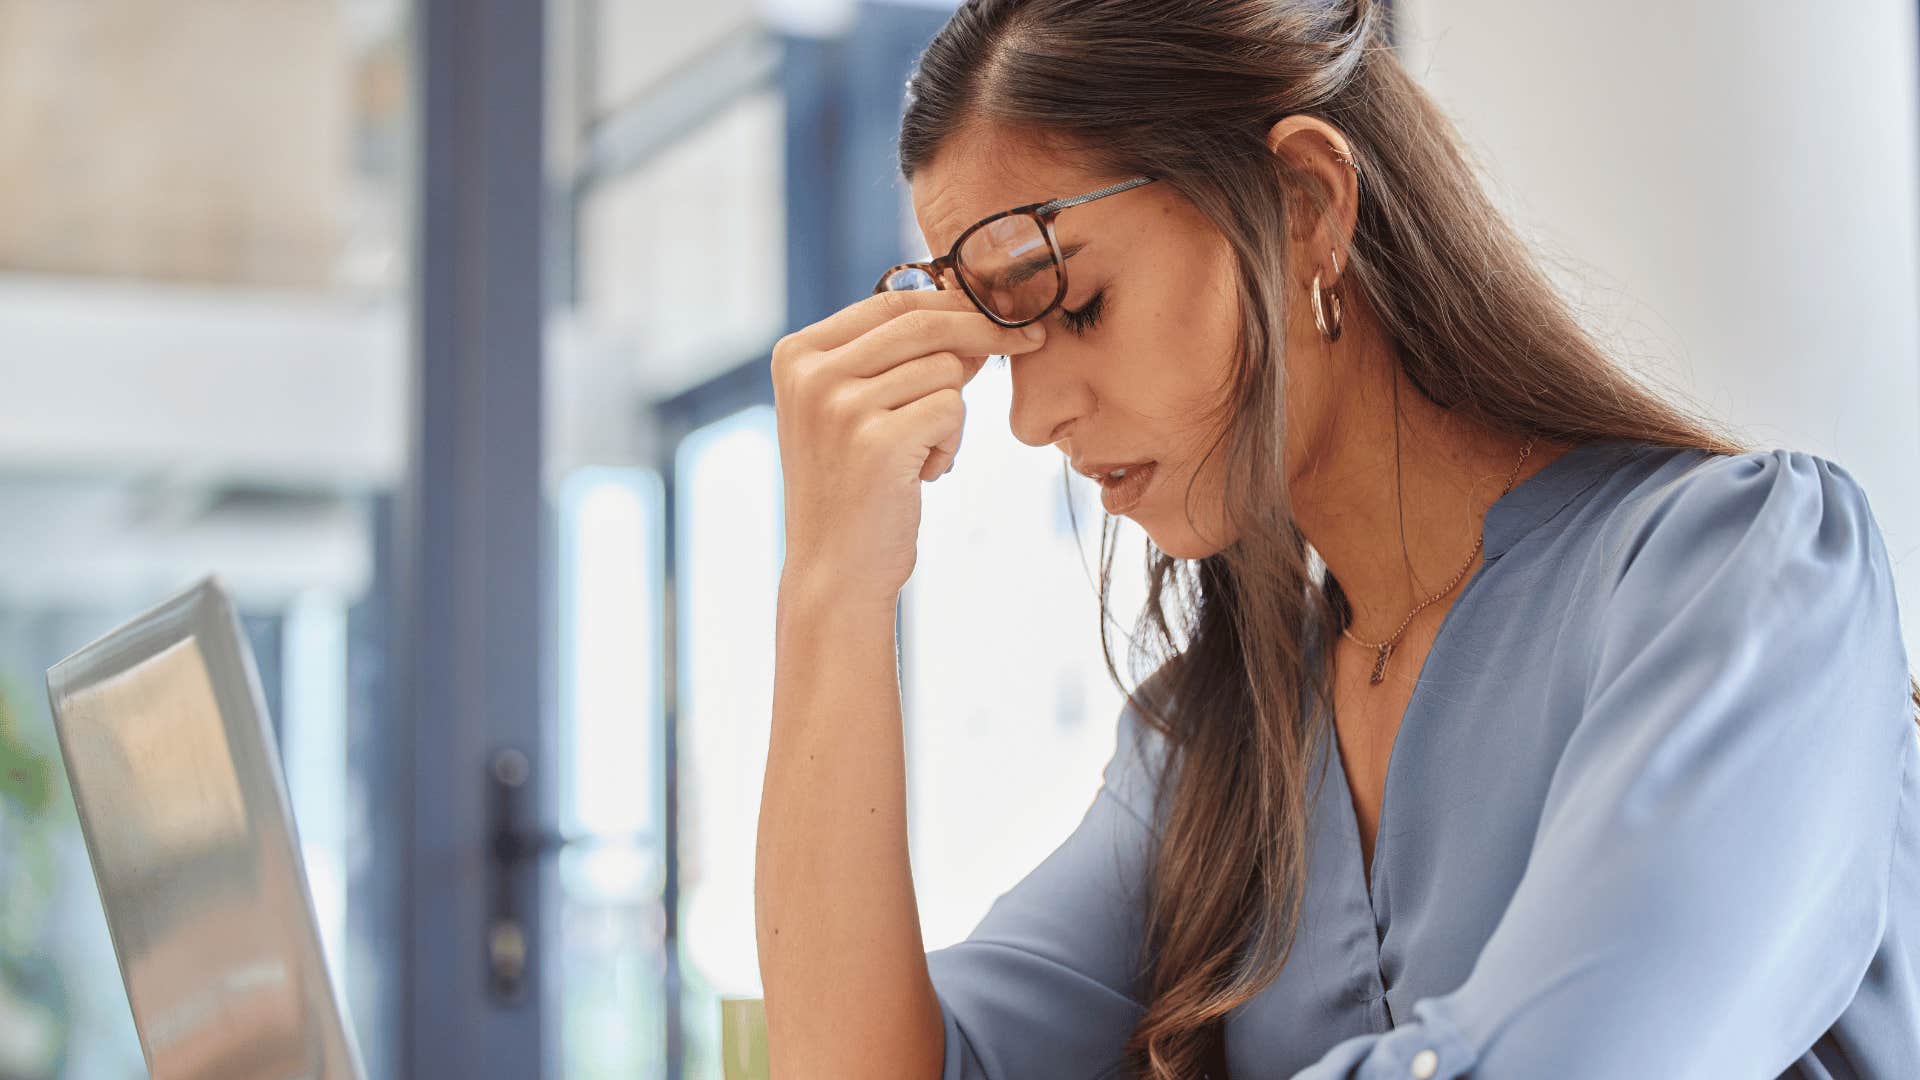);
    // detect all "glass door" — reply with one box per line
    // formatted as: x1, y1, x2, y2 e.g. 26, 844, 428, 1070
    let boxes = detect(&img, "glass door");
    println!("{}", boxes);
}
667, 403, 783, 1079
553, 468, 669, 1080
